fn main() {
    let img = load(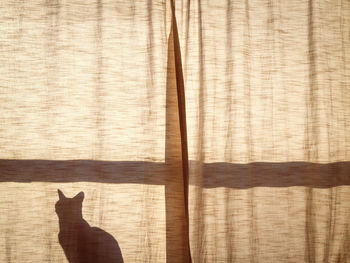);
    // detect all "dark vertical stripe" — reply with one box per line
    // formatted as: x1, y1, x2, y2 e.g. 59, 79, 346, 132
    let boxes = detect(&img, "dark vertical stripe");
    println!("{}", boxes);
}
170, 0, 192, 262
